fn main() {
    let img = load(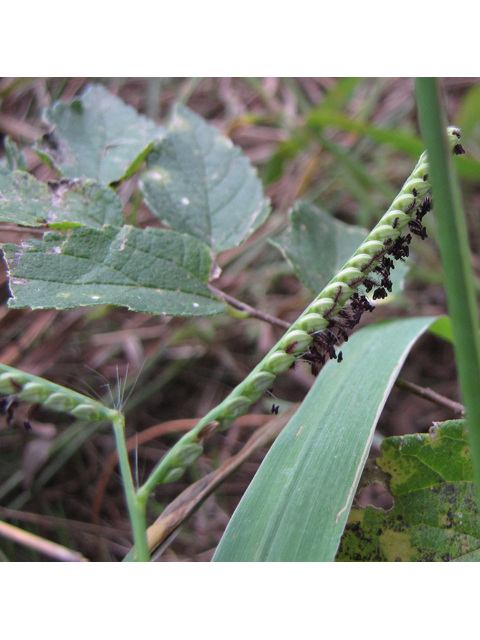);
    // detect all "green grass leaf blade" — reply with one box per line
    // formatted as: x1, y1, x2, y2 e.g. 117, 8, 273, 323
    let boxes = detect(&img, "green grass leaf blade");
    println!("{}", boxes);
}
212, 316, 437, 562
455, 84, 480, 141
306, 108, 480, 181
428, 316, 454, 344
307, 109, 425, 156
415, 78, 480, 508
